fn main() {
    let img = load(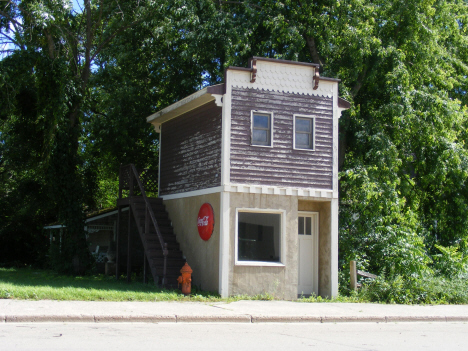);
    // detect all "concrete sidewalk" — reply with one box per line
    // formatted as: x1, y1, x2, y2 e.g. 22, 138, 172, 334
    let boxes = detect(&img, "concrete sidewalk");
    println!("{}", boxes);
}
1, 299, 468, 323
